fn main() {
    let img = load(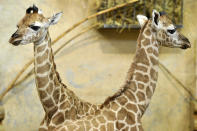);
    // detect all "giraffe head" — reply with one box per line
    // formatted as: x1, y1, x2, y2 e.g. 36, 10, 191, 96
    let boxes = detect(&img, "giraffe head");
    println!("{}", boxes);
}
9, 5, 62, 46
137, 10, 191, 49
